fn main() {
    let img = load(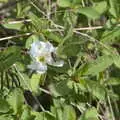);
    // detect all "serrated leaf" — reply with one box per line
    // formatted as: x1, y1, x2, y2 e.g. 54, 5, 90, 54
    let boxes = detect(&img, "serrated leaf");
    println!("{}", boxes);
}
101, 27, 120, 44
87, 80, 106, 100
7, 88, 24, 114
28, 12, 48, 31
0, 46, 21, 71
0, 98, 10, 113
83, 55, 114, 76
49, 80, 71, 97
57, 37, 84, 57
